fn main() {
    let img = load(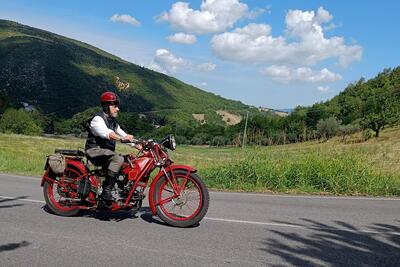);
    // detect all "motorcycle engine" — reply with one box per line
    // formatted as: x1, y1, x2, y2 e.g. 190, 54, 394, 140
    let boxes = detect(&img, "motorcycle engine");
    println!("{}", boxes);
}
117, 174, 125, 182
